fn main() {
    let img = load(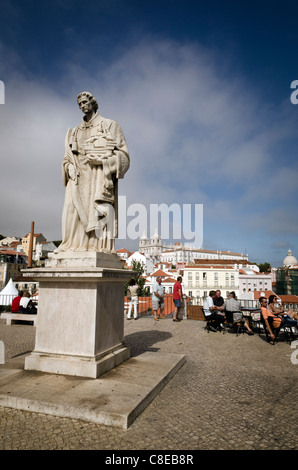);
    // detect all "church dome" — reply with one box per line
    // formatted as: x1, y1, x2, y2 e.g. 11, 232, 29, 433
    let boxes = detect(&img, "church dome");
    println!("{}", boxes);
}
283, 249, 297, 267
